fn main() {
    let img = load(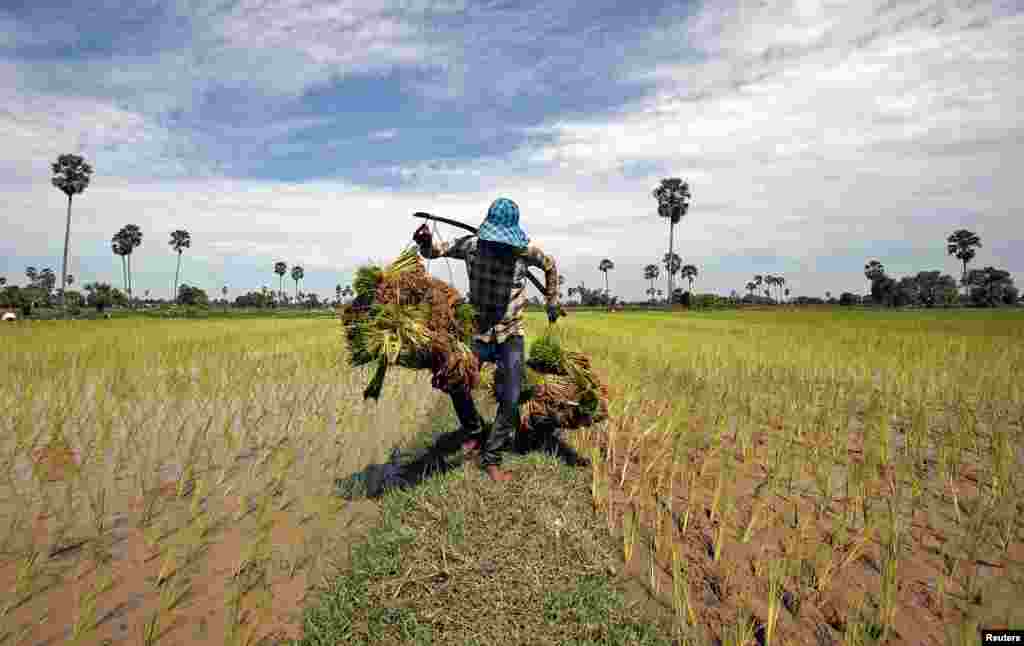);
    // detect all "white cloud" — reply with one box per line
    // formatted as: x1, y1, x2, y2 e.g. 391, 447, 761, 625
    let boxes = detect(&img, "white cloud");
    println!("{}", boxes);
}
2, 0, 1021, 301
